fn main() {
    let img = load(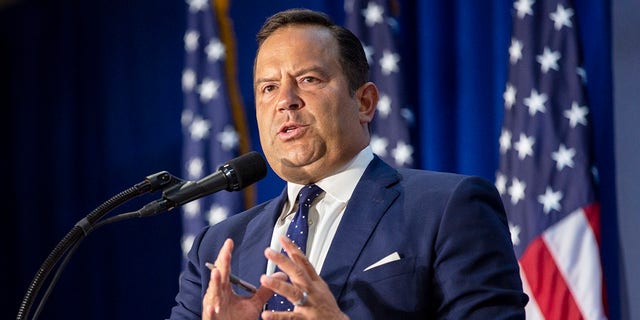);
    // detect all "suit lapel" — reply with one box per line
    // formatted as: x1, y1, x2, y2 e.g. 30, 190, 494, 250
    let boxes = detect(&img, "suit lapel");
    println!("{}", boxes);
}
236, 189, 287, 286
319, 157, 400, 299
